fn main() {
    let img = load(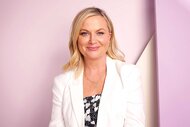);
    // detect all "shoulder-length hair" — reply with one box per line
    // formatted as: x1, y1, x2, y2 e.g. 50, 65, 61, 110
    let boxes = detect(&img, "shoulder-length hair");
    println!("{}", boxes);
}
63, 7, 125, 77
